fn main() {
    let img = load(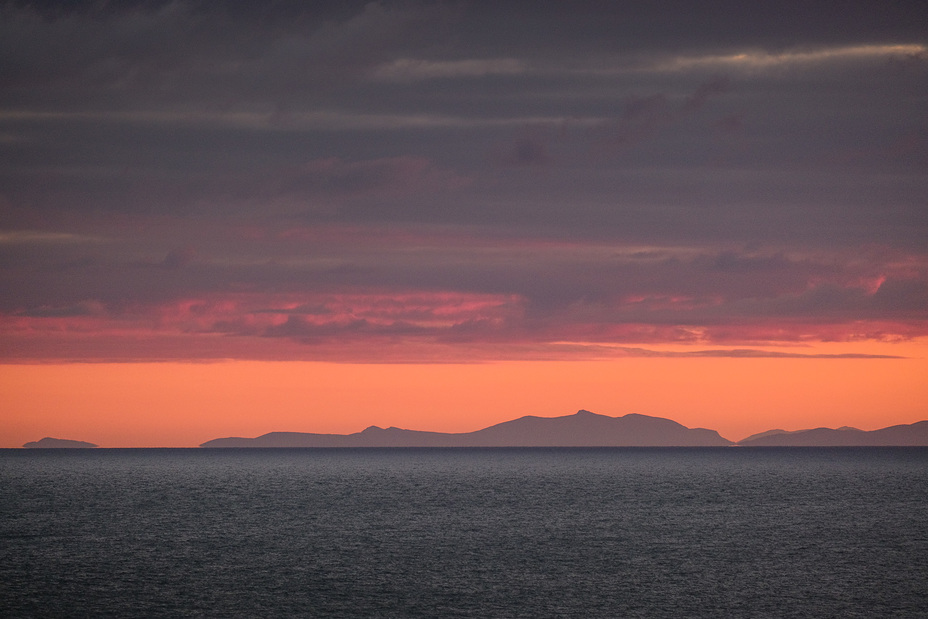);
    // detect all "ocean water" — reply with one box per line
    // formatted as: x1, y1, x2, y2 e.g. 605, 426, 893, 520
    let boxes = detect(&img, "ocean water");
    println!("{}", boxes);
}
1, 448, 927, 618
